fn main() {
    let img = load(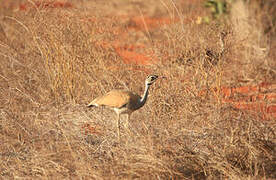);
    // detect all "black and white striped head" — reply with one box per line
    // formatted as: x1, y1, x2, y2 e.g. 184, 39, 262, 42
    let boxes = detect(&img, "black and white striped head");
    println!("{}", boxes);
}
145, 75, 159, 86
